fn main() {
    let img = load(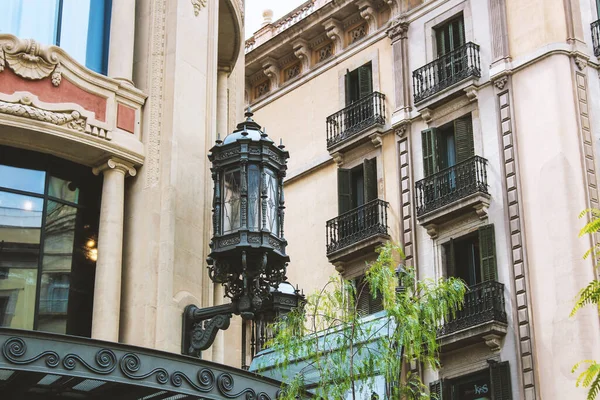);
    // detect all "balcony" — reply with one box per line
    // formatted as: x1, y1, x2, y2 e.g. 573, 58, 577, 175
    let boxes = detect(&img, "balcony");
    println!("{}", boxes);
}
326, 199, 389, 264
415, 156, 490, 236
326, 92, 386, 154
412, 42, 481, 107
438, 280, 508, 352
592, 19, 600, 57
